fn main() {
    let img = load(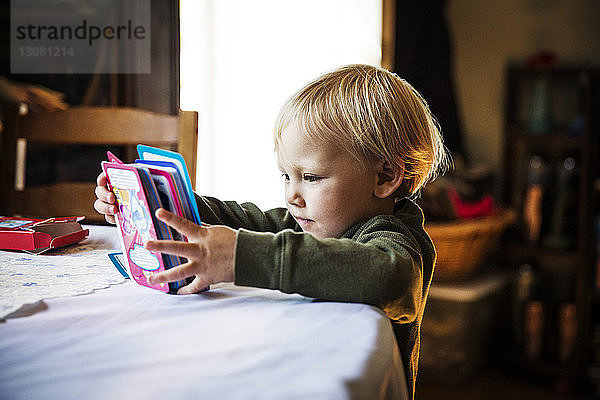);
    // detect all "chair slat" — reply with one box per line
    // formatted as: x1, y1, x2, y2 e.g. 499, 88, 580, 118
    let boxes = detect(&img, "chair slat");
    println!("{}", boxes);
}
18, 107, 179, 145
0, 106, 198, 223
